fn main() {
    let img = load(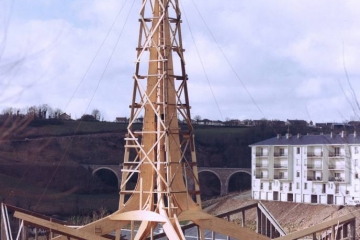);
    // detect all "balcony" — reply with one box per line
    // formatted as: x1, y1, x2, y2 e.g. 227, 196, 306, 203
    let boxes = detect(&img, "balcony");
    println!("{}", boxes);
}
255, 175, 269, 179
307, 153, 323, 157
329, 177, 345, 182
256, 153, 268, 157
274, 164, 288, 169
328, 165, 345, 170
307, 176, 323, 181
307, 164, 322, 169
274, 153, 287, 157
255, 163, 269, 168
329, 153, 344, 157
274, 175, 288, 180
